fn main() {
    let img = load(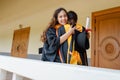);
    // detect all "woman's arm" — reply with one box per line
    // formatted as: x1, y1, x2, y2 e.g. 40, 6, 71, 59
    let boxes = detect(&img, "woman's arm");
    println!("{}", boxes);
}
60, 26, 75, 44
